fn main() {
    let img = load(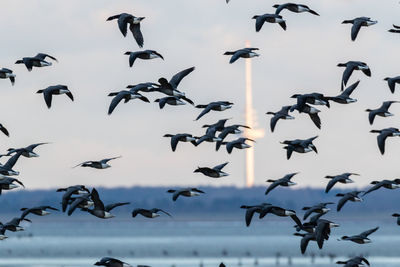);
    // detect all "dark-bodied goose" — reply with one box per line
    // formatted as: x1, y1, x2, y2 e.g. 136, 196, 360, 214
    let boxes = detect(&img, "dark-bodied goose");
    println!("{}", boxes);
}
107, 90, 149, 115
258, 205, 303, 229
224, 48, 259, 64
273, 3, 319, 16
107, 13, 145, 47
3, 217, 31, 232
392, 213, 400, 225
195, 127, 222, 146
154, 67, 195, 97
336, 256, 370, 267
0, 152, 23, 176
252, 14, 286, 32
265, 172, 298, 195
362, 179, 400, 196
290, 103, 321, 129
202, 118, 231, 132
281, 136, 318, 160
154, 96, 194, 109
7, 143, 48, 158
389, 24, 400, 33
327, 80, 360, 104
384, 76, 400, 93
0, 123, 9, 137
302, 202, 333, 220
57, 185, 90, 212
83, 188, 115, 219
67, 193, 94, 216
36, 85, 73, 109
95, 257, 132, 267
0, 68, 16, 85
291, 93, 330, 109
0, 177, 24, 194
370, 127, 400, 155
195, 101, 233, 120
132, 208, 171, 218
124, 50, 163, 67
167, 188, 205, 201
15, 53, 57, 71
163, 134, 197, 151
324, 173, 359, 193
314, 219, 340, 249
73, 156, 121, 169
224, 137, 254, 154
338, 61, 370, 91
336, 191, 363, 212
20, 206, 58, 219
295, 213, 325, 233
340, 227, 378, 244
194, 162, 229, 178
342, 17, 377, 41
366, 101, 399, 125
240, 203, 272, 226
266, 106, 294, 132
126, 82, 159, 93
215, 124, 250, 151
